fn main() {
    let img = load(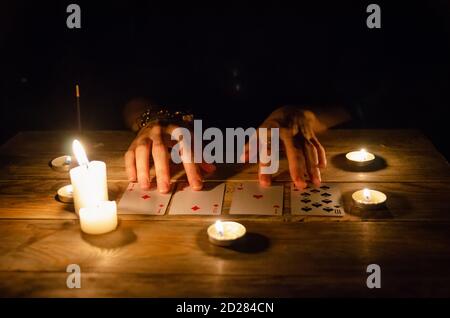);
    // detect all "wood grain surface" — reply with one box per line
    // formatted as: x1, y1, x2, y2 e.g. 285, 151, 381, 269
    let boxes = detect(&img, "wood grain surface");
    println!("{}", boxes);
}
0, 130, 449, 297
0, 220, 449, 297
